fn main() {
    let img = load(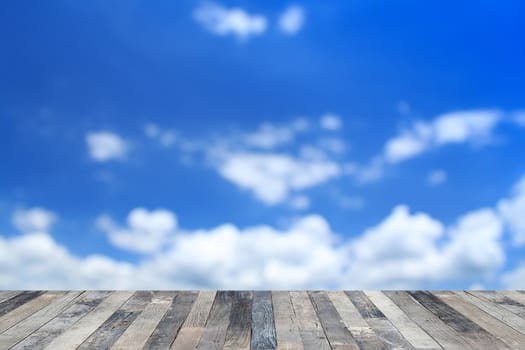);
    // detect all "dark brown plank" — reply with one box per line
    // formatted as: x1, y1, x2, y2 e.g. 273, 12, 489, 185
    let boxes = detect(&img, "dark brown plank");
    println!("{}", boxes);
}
196, 291, 234, 350
143, 291, 198, 350
346, 291, 415, 349
11, 291, 110, 350
77, 291, 153, 350
0, 291, 44, 317
309, 291, 358, 350
251, 291, 277, 350
224, 291, 252, 350
409, 291, 510, 349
